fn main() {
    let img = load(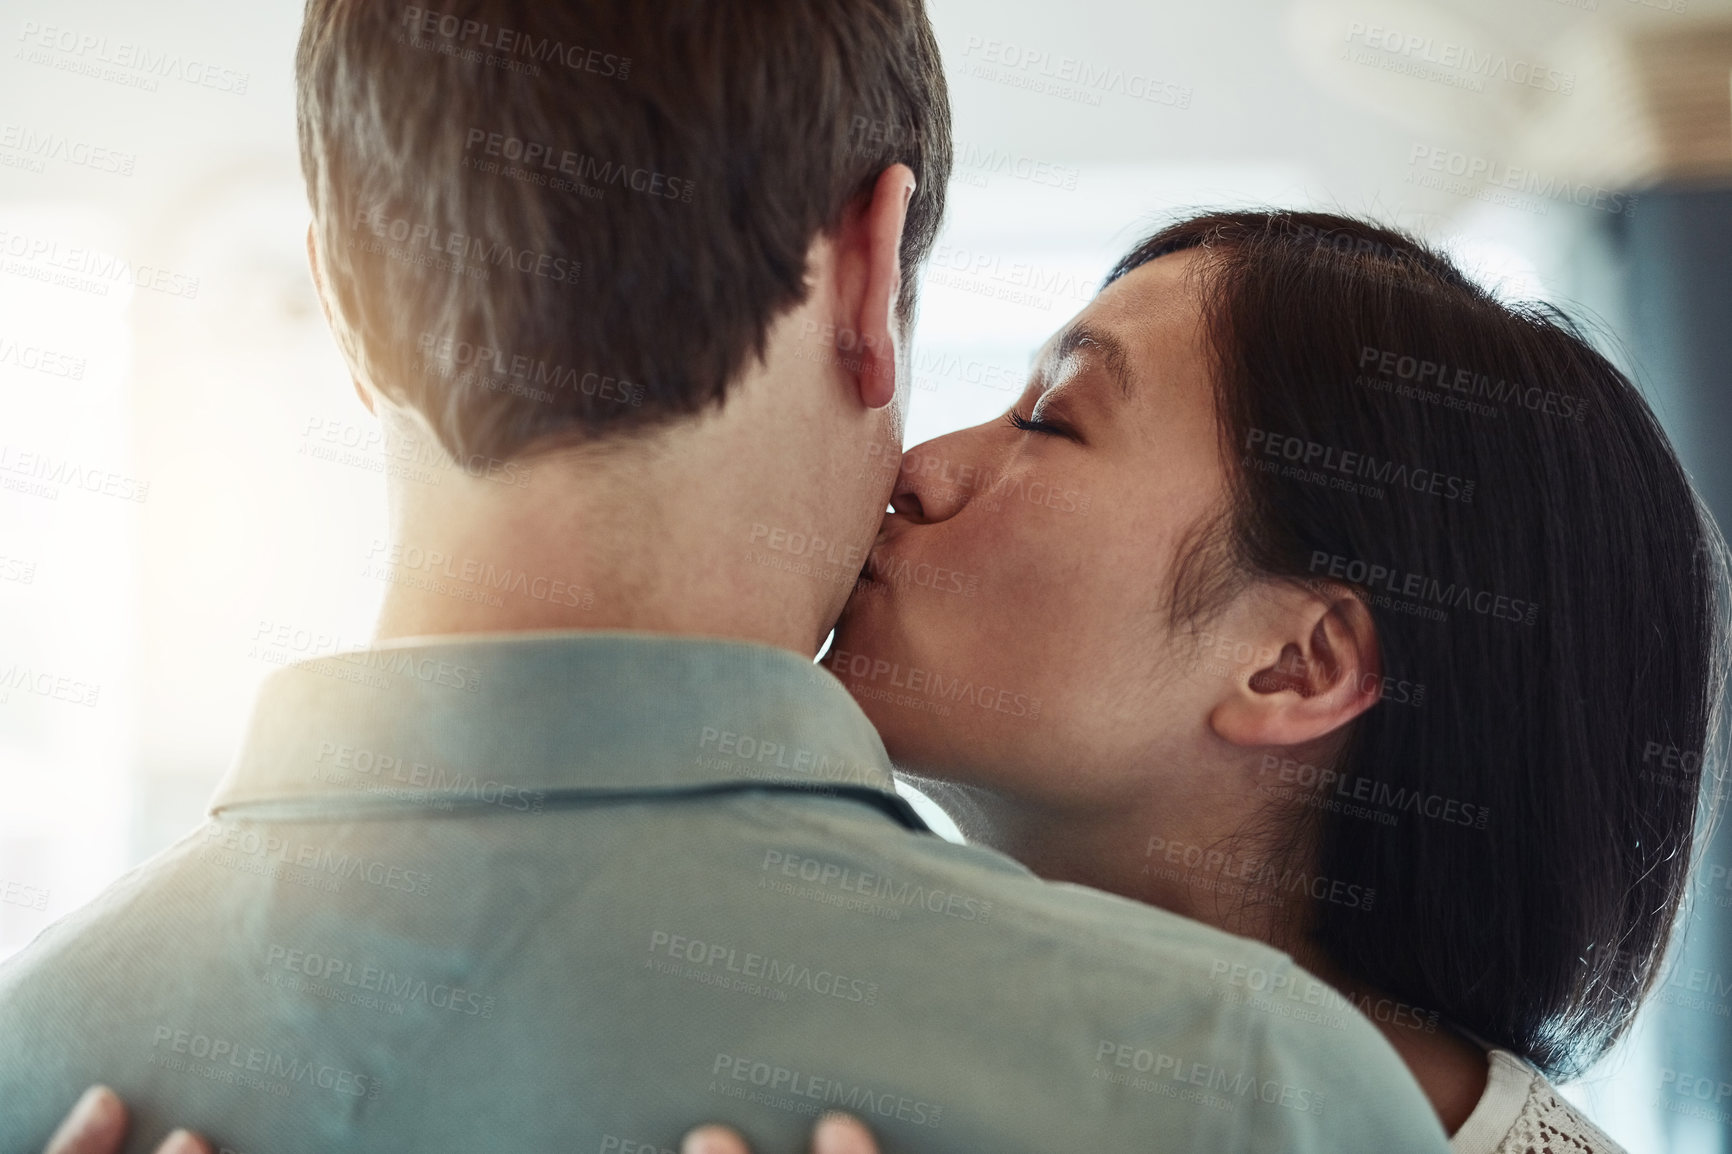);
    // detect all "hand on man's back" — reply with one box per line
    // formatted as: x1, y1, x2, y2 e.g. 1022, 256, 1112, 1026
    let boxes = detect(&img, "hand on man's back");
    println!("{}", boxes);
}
681, 1114, 879, 1154
41, 1086, 878, 1154
41, 1087, 209, 1154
